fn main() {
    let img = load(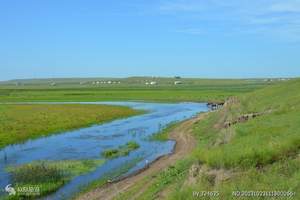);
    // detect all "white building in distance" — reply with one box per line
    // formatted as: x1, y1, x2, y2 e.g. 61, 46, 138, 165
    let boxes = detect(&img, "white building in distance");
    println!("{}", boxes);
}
174, 81, 183, 85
